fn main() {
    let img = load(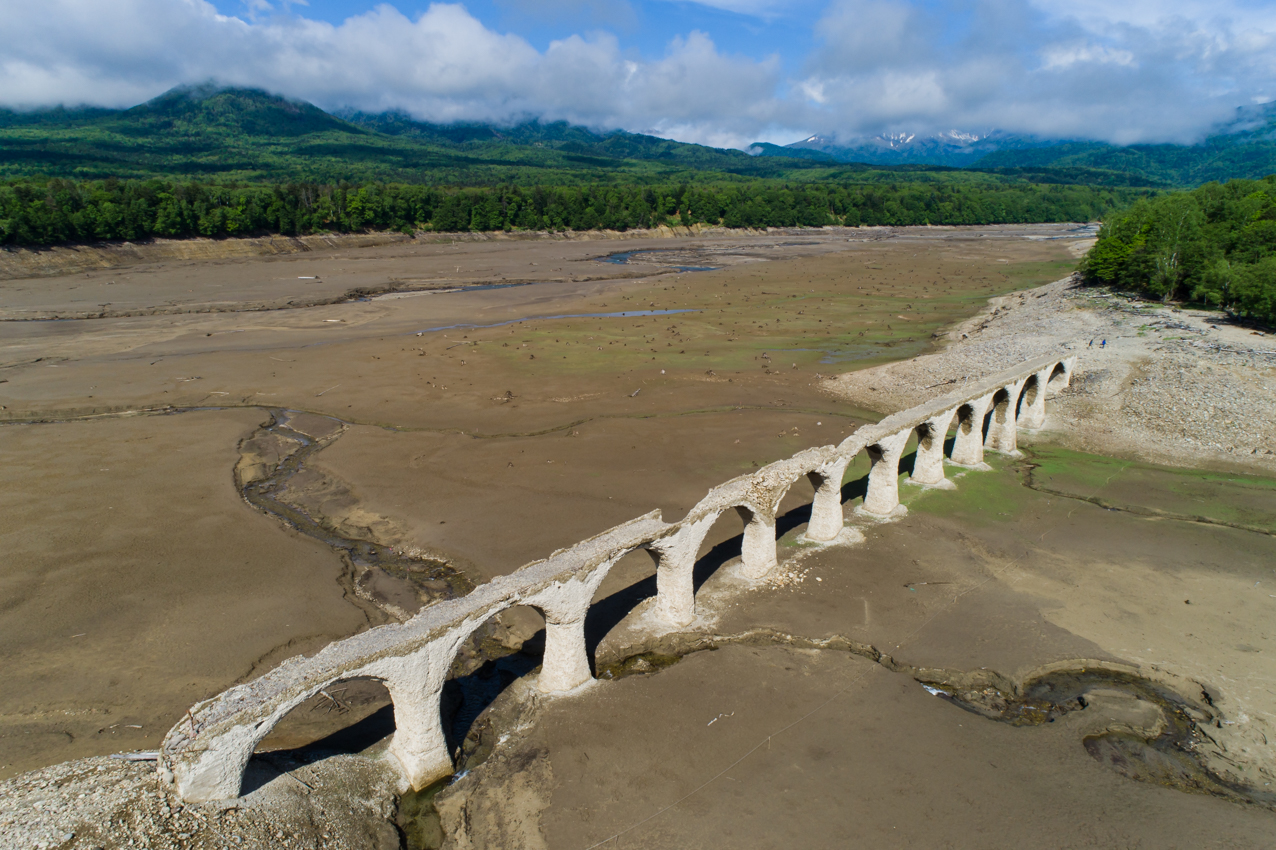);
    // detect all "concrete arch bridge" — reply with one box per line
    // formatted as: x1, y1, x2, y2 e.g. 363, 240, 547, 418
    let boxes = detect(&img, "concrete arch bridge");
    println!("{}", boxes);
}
160, 352, 1076, 802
